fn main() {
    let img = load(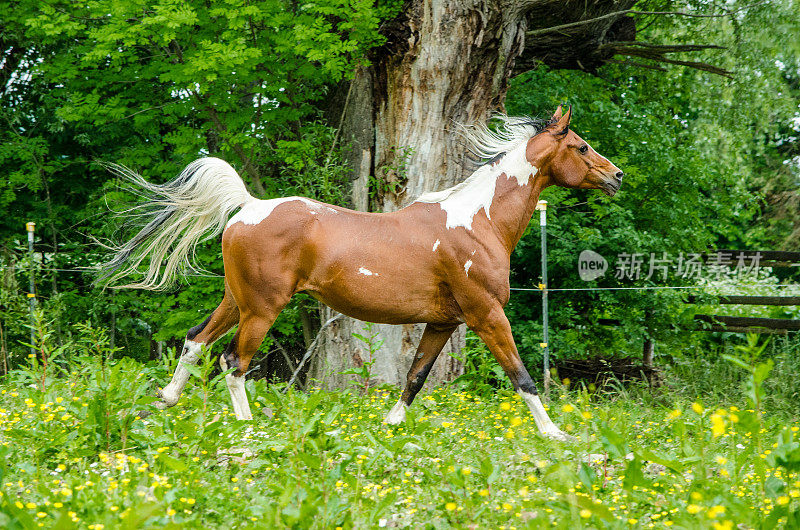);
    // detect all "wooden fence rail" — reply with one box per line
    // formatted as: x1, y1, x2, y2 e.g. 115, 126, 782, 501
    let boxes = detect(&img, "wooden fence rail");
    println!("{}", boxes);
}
702, 250, 800, 268
694, 314, 800, 331
686, 295, 800, 306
